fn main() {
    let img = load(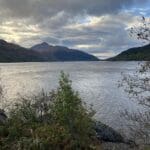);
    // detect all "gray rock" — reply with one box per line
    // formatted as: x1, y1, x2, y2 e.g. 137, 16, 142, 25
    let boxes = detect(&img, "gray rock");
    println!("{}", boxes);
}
94, 121, 124, 143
